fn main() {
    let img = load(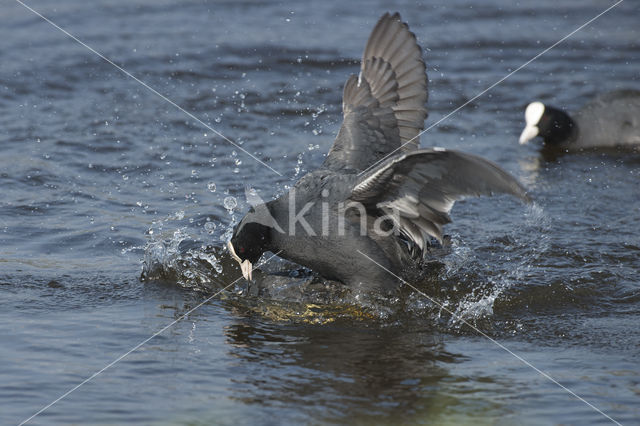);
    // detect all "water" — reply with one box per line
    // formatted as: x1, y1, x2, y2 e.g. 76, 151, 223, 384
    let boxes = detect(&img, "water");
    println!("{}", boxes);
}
2, 0, 639, 424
